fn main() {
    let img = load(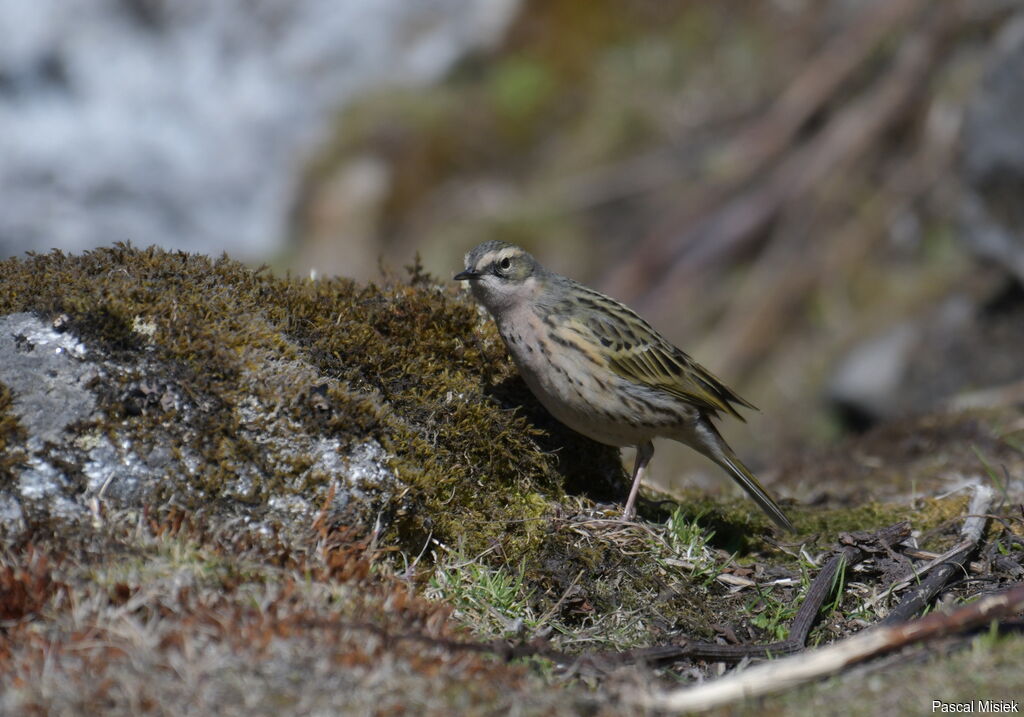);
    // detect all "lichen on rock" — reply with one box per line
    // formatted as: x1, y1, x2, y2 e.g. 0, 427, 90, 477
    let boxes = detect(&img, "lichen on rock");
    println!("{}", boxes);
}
0, 244, 622, 555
